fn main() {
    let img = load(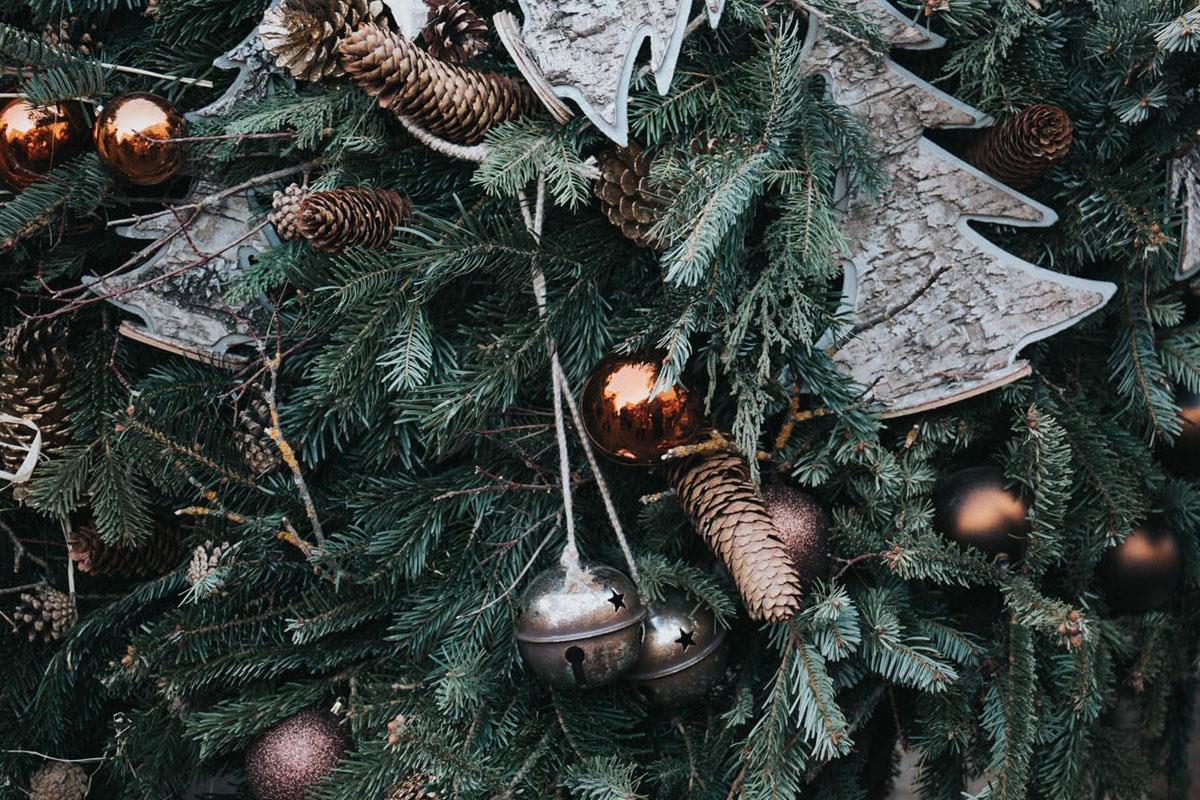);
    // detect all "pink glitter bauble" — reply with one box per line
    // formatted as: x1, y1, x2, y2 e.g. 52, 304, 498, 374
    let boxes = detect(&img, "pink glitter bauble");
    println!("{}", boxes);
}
245, 708, 348, 800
